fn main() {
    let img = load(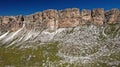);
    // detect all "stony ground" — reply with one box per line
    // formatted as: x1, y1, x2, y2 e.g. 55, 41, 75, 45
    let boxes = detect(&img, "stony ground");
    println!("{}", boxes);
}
0, 24, 120, 67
